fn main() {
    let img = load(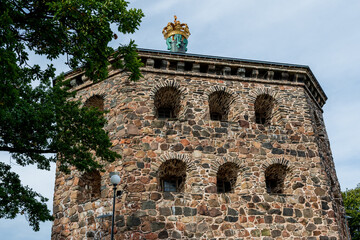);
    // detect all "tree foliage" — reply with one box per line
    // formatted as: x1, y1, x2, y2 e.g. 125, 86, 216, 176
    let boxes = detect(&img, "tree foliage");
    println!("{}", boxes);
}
0, 0, 143, 231
342, 185, 360, 239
